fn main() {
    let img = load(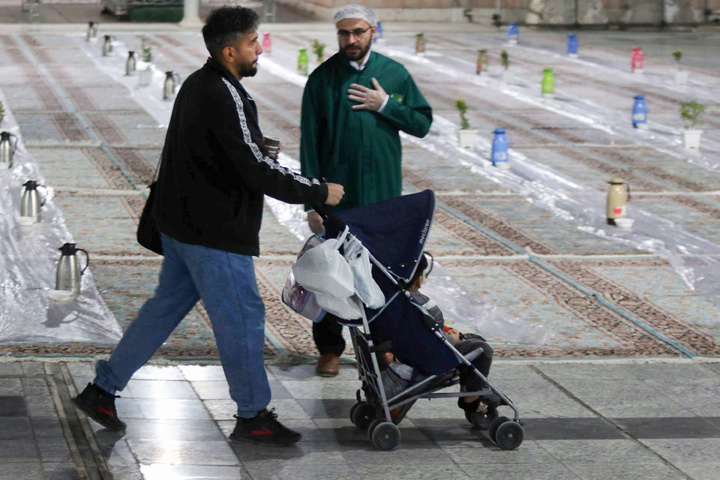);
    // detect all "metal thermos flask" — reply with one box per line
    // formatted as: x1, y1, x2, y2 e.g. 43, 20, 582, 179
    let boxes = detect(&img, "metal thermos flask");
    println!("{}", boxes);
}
163, 71, 181, 100
0, 131, 18, 169
19, 180, 47, 224
55, 243, 90, 294
126, 51, 136, 76
86, 21, 98, 41
607, 178, 630, 225
102, 35, 113, 56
